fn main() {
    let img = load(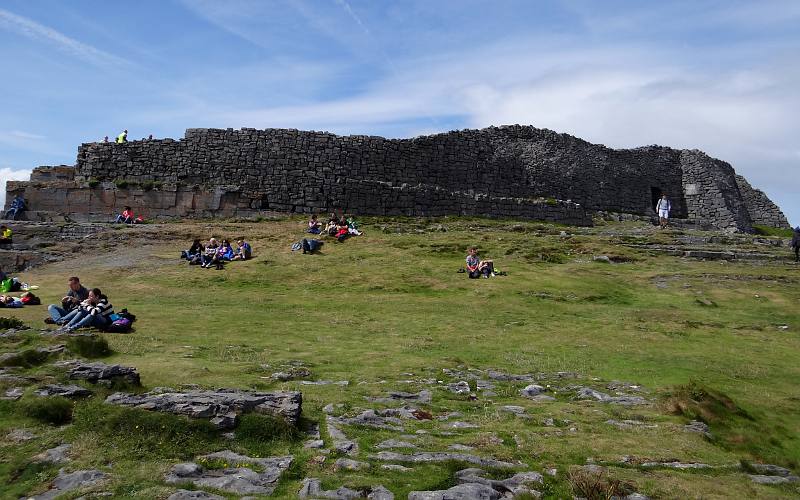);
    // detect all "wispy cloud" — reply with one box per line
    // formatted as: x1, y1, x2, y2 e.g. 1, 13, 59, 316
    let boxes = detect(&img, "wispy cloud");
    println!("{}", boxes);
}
0, 8, 128, 67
